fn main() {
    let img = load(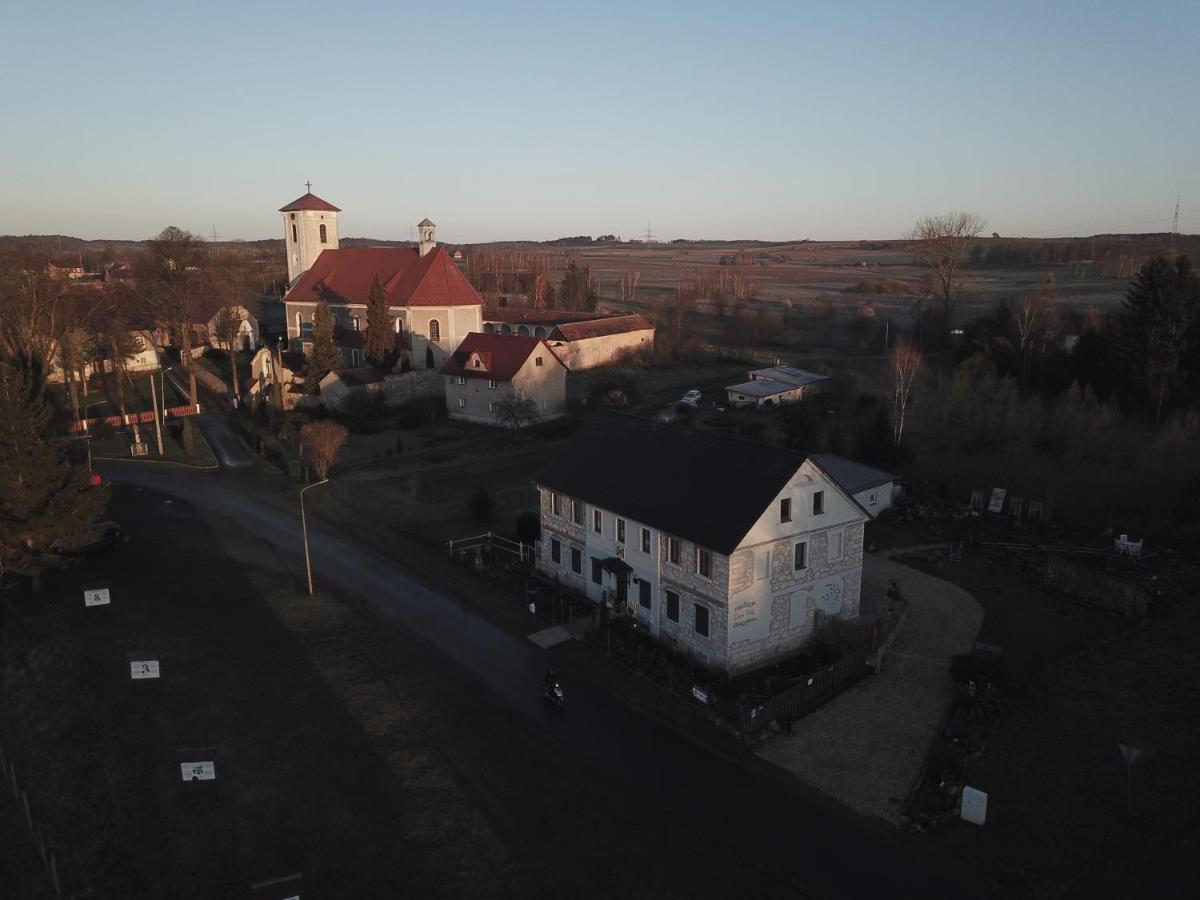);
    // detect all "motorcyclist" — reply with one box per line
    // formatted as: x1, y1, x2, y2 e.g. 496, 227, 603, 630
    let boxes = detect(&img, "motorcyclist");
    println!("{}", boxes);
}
543, 669, 559, 692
